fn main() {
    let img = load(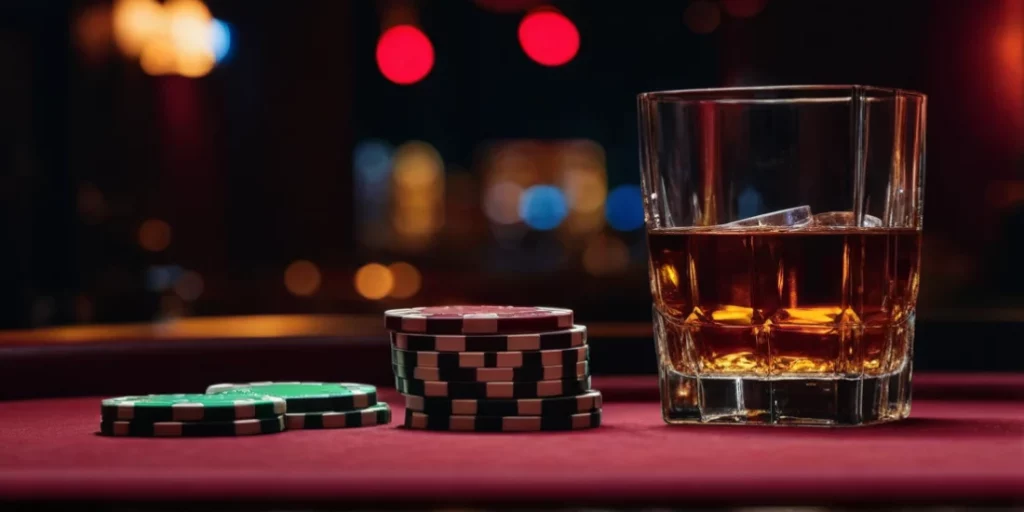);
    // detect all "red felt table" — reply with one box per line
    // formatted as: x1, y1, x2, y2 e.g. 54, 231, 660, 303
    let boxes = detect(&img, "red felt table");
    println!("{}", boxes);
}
1, 375, 1022, 507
